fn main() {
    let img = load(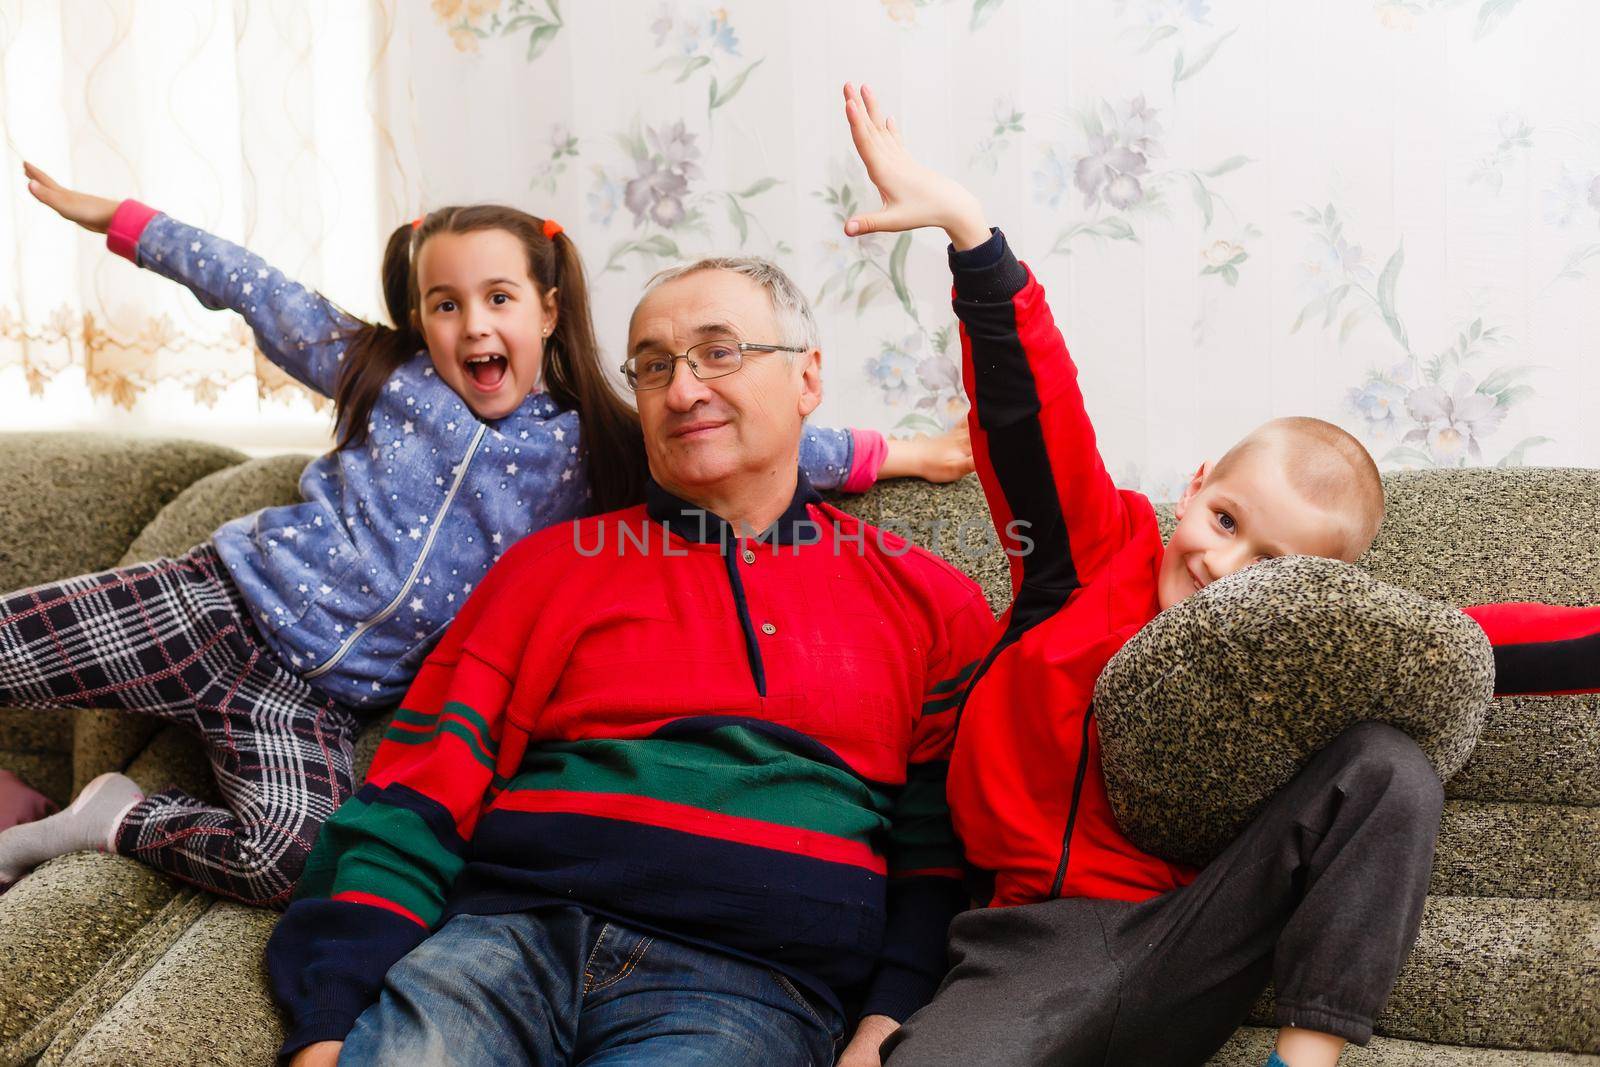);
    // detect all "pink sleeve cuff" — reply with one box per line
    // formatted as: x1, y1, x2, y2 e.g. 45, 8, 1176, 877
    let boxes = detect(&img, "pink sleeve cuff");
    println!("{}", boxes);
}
842, 428, 888, 493
106, 199, 160, 262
